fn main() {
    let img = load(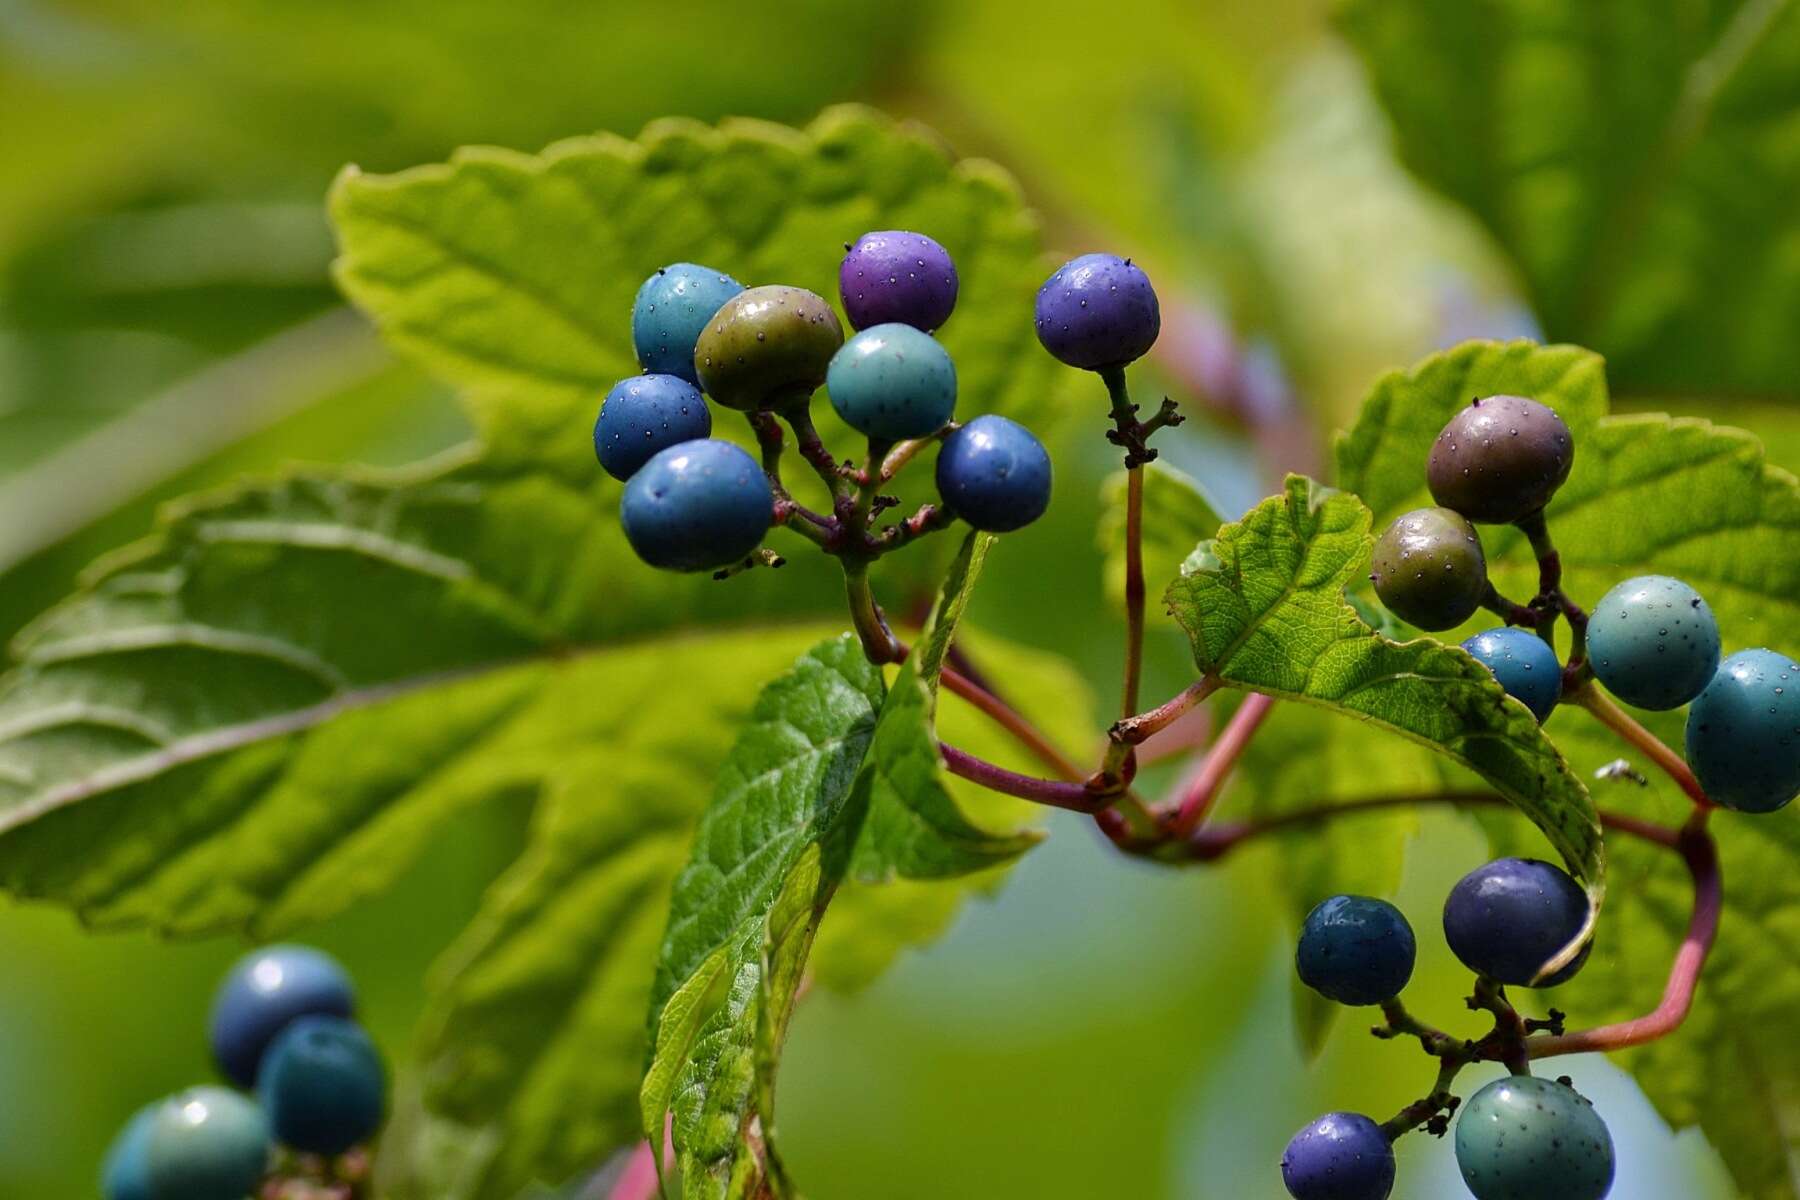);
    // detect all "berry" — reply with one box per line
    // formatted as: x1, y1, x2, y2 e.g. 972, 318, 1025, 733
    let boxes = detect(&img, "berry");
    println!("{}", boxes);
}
1369, 507, 1487, 632
1426, 395, 1574, 524
1034, 253, 1160, 370
1462, 627, 1562, 722
1455, 1075, 1615, 1200
1587, 575, 1720, 710
839, 230, 958, 332
621, 438, 773, 572
209, 944, 354, 1088
102, 1103, 158, 1200
143, 1087, 270, 1200
826, 323, 957, 440
1685, 648, 1800, 812
934, 415, 1052, 533
1443, 858, 1590, 987
594, 374, 712, 481
694, 285, 844, 410
1295, 895, 1416, 1007
631, 263, 744, 385
259, 1016, 387, 1155
1280, 1112, 1395, 1200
